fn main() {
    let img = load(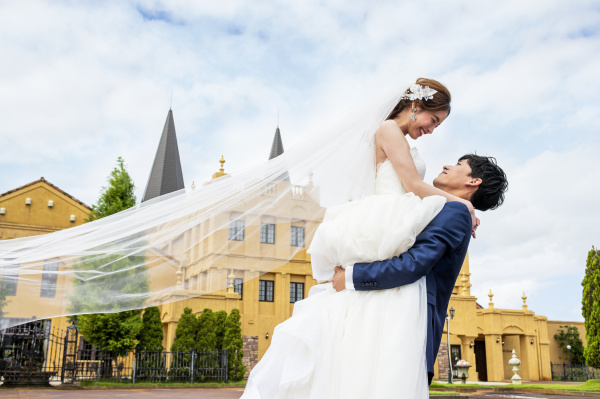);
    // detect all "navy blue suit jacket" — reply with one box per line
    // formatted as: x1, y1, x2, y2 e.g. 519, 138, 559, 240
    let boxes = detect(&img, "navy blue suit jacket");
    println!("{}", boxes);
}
352, 201, 472, 384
